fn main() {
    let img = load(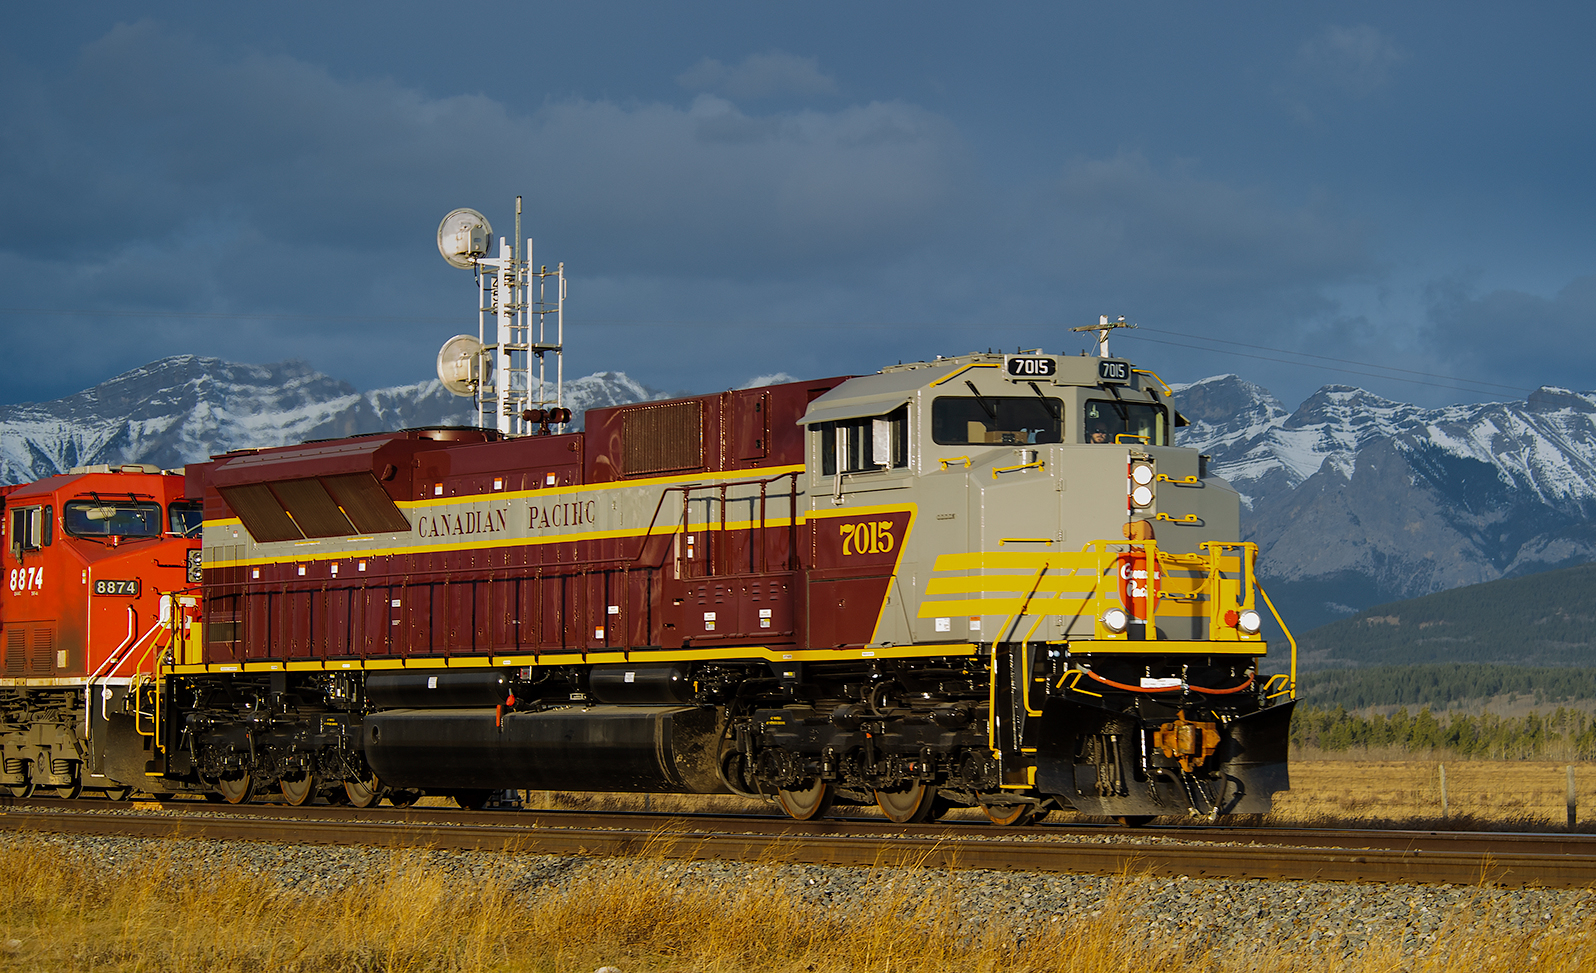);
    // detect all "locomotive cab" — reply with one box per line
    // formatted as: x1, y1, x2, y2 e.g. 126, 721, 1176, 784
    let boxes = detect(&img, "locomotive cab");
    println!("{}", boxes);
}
0, 465, 199, 798
794, 352, 1291, 819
